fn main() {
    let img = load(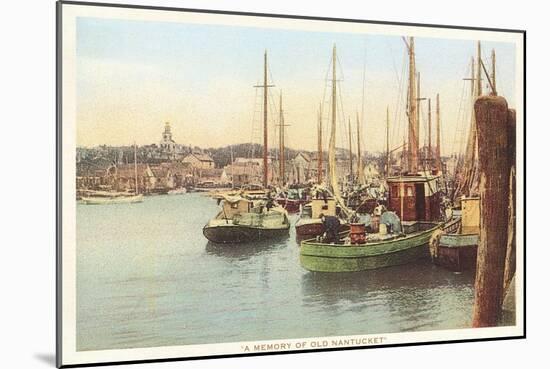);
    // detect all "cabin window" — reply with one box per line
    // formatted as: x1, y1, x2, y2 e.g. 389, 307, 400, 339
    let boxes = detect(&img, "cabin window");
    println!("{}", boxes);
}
231, 203, 239, 209
391, 185, 399, 198
322, 205, 329, 210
